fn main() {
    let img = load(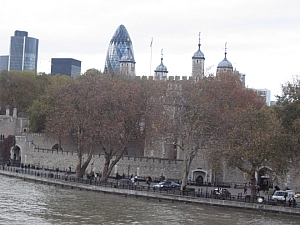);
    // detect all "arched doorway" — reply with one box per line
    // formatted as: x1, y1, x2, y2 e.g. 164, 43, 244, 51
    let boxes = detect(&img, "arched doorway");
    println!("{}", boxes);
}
257, 167, 273, 191
52, 143, 63, 151
10, 145, 21, 166
192, 170, 207, 186
196, 175, 204, 186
